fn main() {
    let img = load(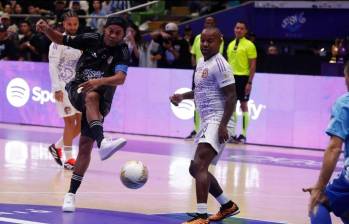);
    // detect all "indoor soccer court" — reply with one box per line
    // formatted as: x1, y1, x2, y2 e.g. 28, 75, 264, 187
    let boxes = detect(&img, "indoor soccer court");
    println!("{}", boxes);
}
0, 123, 343, 224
